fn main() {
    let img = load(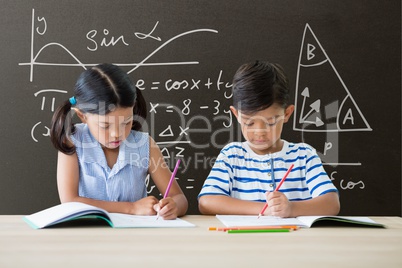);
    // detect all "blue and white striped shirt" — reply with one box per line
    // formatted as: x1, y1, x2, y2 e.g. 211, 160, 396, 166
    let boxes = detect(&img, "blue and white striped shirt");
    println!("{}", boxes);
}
71, 123, 149, 202
198, 140, 337, 202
